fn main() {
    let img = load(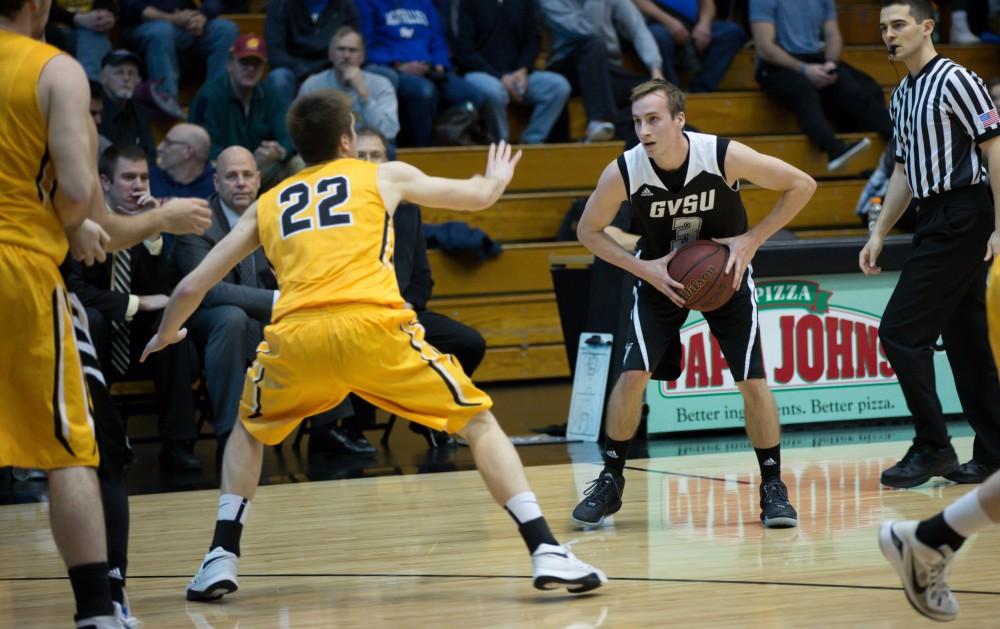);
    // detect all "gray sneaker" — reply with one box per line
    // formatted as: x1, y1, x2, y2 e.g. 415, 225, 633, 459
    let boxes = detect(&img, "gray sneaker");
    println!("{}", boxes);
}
879, 520, 959, 622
